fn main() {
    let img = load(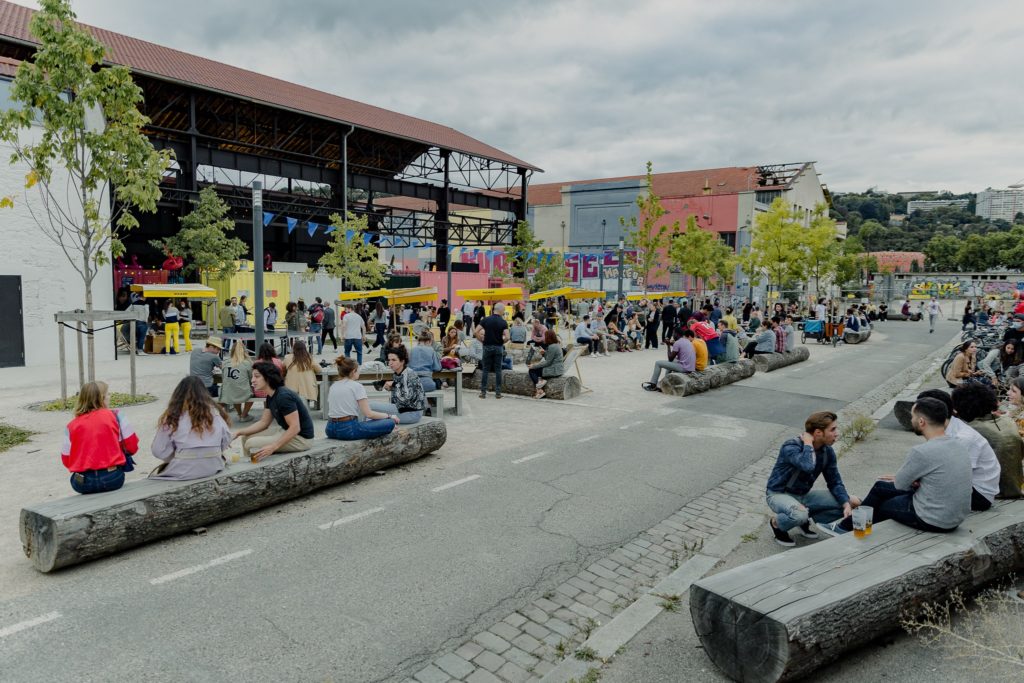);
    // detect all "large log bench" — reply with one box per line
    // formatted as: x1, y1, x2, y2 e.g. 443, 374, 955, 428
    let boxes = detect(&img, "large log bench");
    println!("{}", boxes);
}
462, 368, 581, 399
843, 328, 871, 344
752, 347, 810, 372
887, 312, 922, 322
658, 359, 756, 396
689, 500, 1024, 683
20, 419, 447, 572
